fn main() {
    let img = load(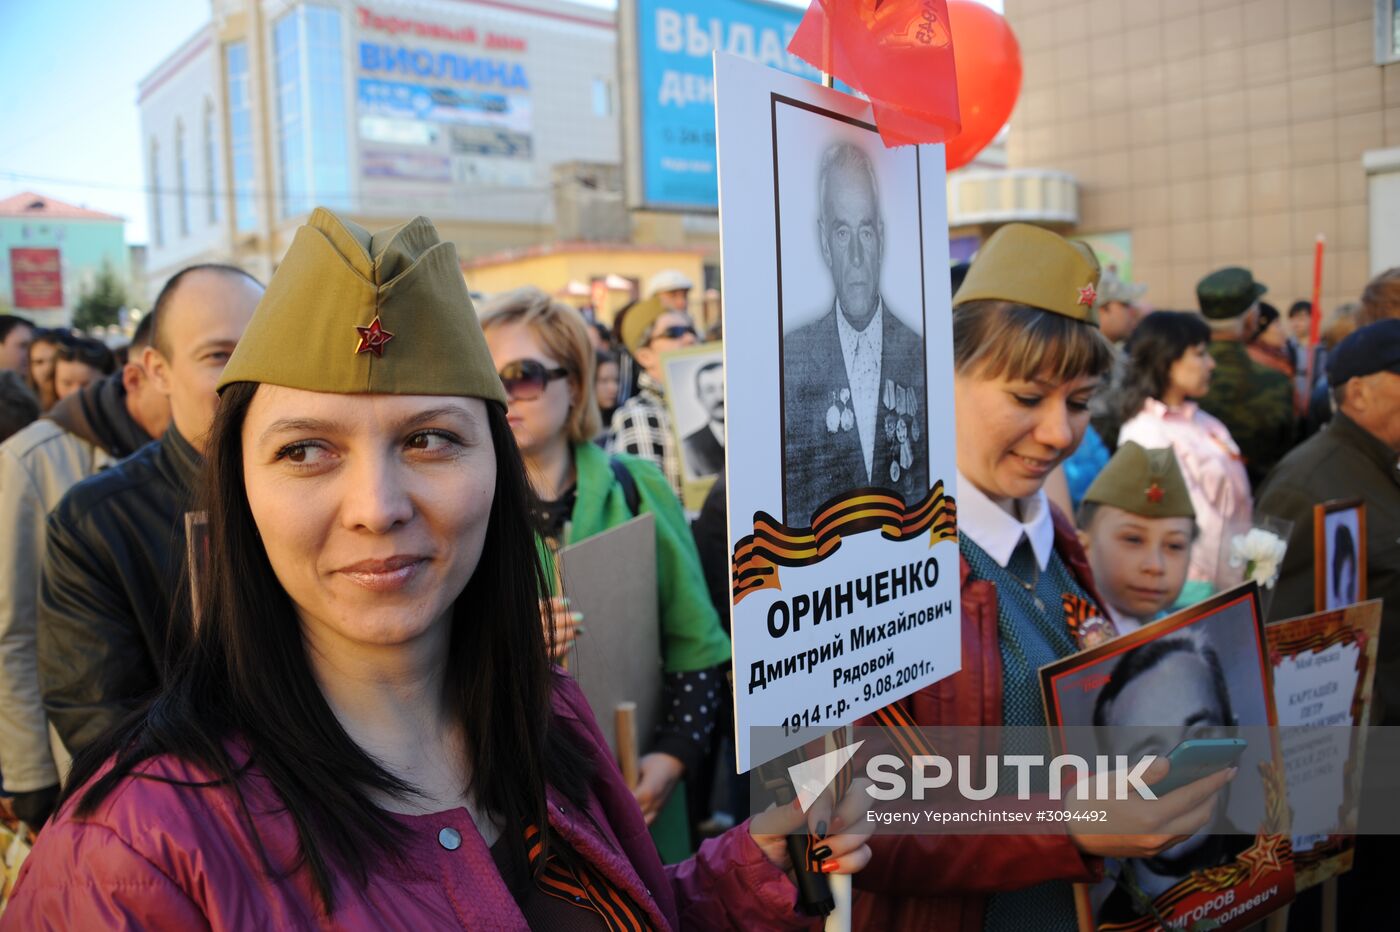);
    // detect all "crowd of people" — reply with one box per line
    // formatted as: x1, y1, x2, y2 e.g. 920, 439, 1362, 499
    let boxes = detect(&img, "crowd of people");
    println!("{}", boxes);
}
0, 208, 1395, 928
0, 318, 121, 443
